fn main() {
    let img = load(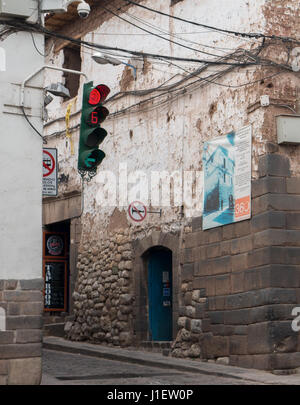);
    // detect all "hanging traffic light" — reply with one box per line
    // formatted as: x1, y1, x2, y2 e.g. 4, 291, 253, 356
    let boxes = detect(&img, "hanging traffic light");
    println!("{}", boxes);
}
78, 81, 110, 172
